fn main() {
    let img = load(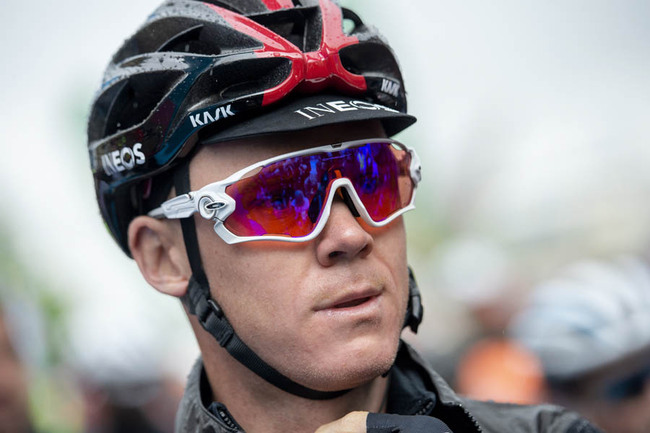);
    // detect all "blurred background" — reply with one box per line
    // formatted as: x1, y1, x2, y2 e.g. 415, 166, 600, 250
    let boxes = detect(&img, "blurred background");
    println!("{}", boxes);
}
1, 0, 650, 431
